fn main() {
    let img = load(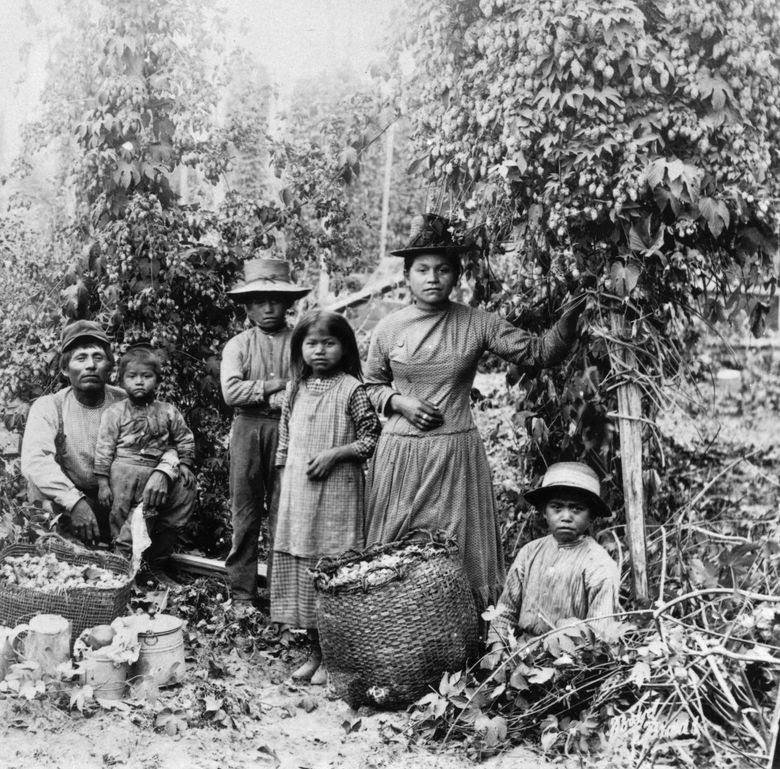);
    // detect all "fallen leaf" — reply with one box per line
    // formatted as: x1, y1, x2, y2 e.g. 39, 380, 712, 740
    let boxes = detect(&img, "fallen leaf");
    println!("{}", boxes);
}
341, 716, 362, 734
527, 667, 555, 684
256, 744, 280, 767
298, 696, 318, 713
